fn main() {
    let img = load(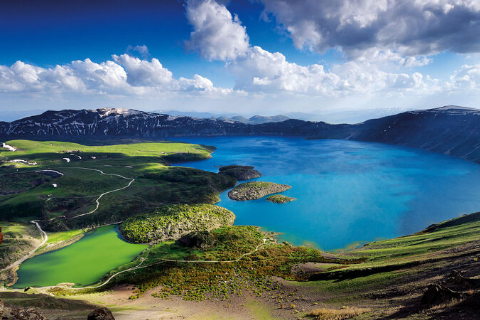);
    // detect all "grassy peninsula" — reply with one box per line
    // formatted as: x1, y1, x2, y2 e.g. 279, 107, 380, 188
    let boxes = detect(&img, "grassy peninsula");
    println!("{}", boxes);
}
120, 204, 235, 243
228, 181, 292, 201
0, 140, 235, 230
